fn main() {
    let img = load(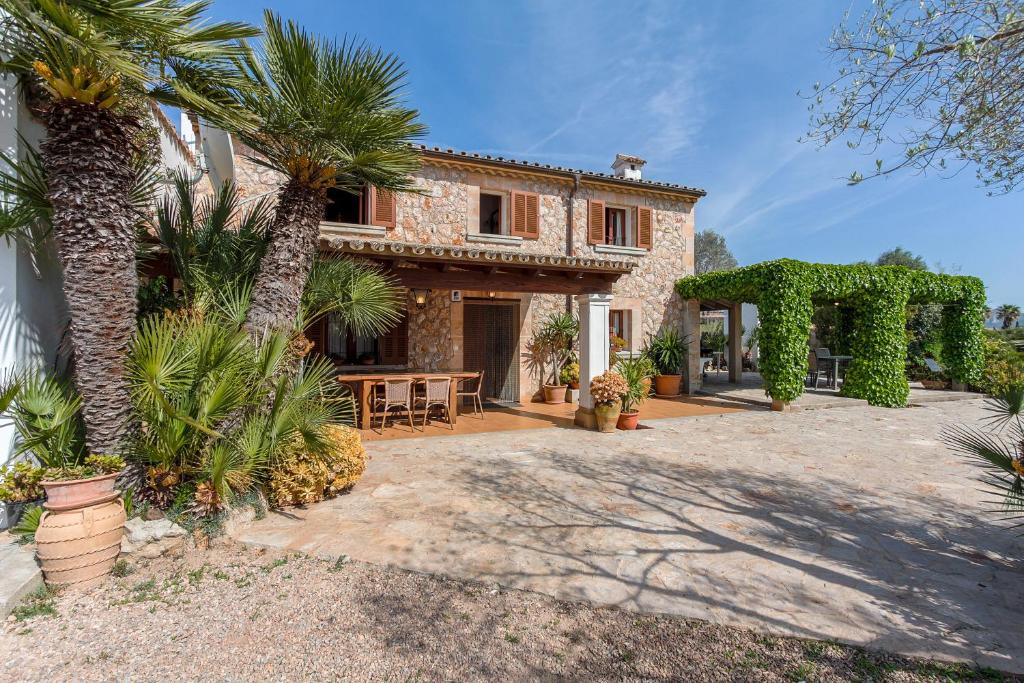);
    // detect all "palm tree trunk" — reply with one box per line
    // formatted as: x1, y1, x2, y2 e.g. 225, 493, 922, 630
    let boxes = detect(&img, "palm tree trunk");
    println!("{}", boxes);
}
245, 179, 325, 333
41, 102, 139, 455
